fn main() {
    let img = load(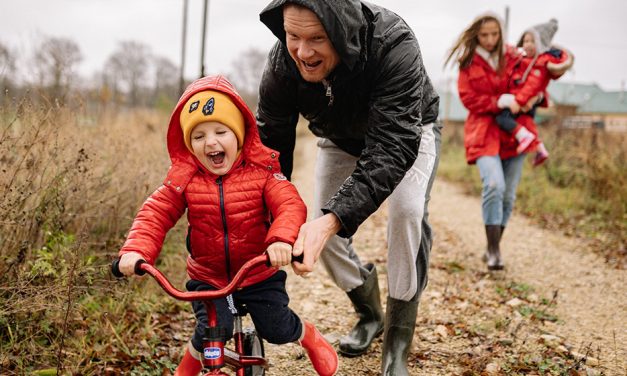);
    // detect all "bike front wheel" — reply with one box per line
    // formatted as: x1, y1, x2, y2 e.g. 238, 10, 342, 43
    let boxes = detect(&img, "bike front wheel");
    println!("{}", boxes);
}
243, 328, 265, 376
